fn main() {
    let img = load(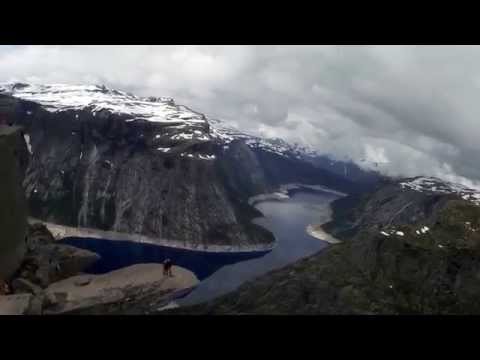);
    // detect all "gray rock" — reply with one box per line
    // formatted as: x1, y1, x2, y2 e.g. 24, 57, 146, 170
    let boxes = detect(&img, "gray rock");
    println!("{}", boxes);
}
0, 294, 32, 315
11, 278, 42, 295
17, 243, 100, 287
26, 295, 44, 315
74, 277, 92, 286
